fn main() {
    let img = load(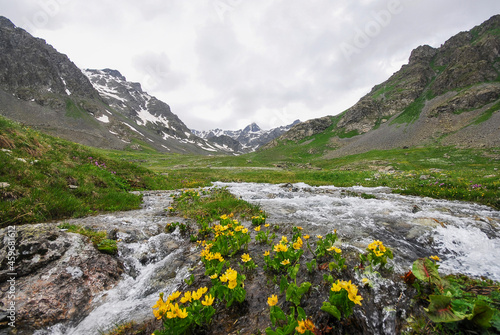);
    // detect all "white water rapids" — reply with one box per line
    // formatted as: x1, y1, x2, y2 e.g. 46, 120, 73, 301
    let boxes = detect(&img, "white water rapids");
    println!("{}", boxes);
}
36, 182, 500, 334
